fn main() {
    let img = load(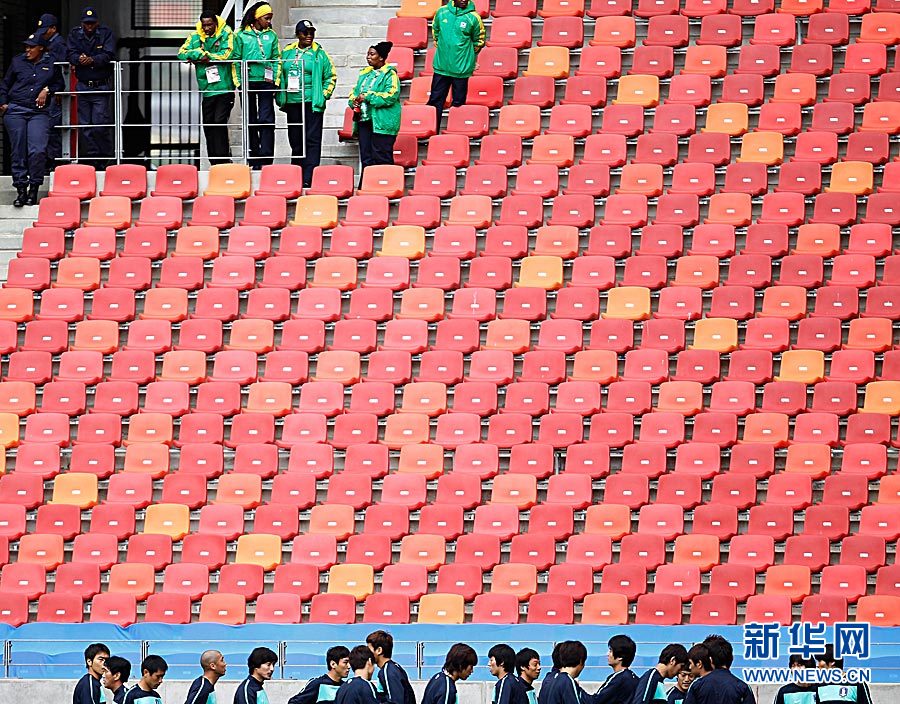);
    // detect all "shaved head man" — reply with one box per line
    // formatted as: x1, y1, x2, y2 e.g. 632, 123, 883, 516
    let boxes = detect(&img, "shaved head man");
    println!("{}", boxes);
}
185, 650, 227, 704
